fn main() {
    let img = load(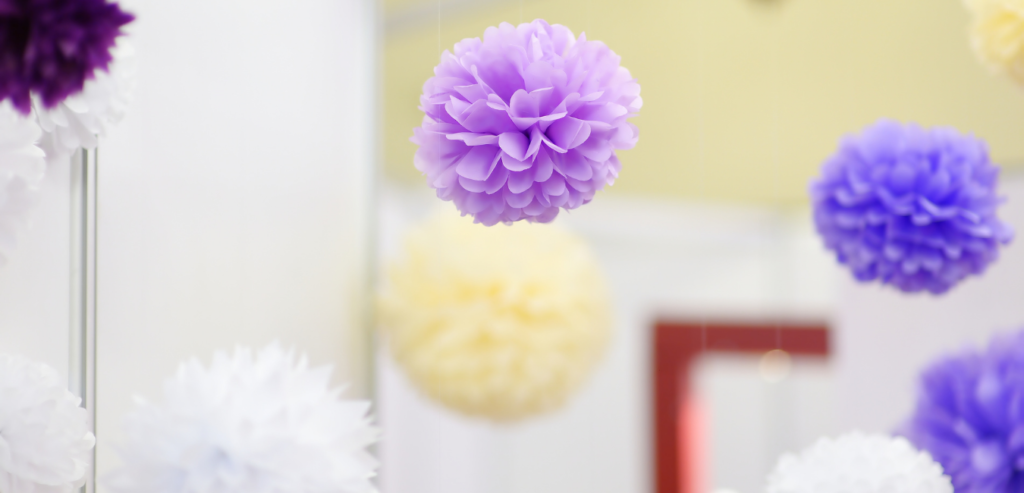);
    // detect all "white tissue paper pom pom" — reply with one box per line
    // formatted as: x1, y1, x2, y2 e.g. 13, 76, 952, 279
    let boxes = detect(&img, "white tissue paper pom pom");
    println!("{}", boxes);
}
32, 39, 136, 166
0, 354, 96, 493
105, 343, 379, 493
767, 432, 952, 493
0, 105, 45, 266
